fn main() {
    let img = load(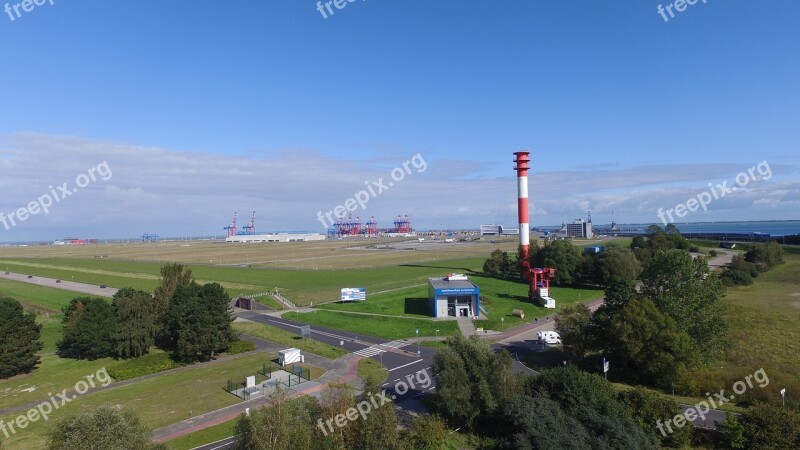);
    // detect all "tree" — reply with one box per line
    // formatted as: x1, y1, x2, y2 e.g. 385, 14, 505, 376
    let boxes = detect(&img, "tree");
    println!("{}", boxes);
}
640, 249, 728, 364
58, 297, 116, 360
315, 383, 359, 449
153, 263, 193, 342
497, 395, 591, 450
111, 288, 155, 358
483, 249, 511, 278
597, 298, 699, 388
46, 404, 167, 450
163, 282, 236, 362
745, 241, 784, 272
618, 387, 692, 448
403, 414, 449, 450
530, 240, 582, 285
735, 402, 800, 450
555, 303, 593, 359
432, 335, 520, 429
352, 376, 401, 450
596, 247, 641, 286
234, 387, 317, 450
722, 254, 759, 286
525, 367, 657, 449
0, 297, 43, 378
